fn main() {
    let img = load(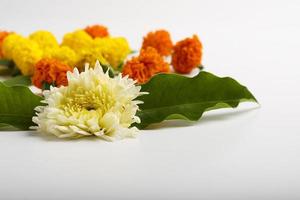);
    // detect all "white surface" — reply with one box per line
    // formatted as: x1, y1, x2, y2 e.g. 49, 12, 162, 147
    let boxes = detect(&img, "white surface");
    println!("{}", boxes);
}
1, 0, 300, 199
